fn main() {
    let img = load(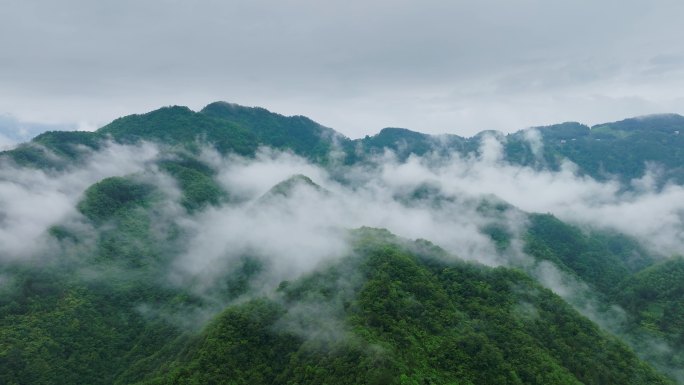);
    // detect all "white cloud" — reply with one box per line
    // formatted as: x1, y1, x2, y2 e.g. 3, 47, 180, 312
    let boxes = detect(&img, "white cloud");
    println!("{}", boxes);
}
158, 132, 684, 304
0, 141, 159, 259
